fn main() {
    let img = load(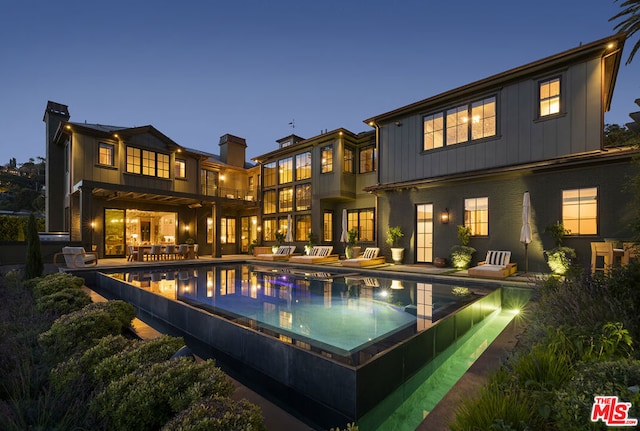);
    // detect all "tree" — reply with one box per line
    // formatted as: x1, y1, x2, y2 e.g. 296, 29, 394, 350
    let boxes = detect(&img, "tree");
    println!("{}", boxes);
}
610, 0, 640, 65
24, 212, 43, 279
604, 123, 640, 147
